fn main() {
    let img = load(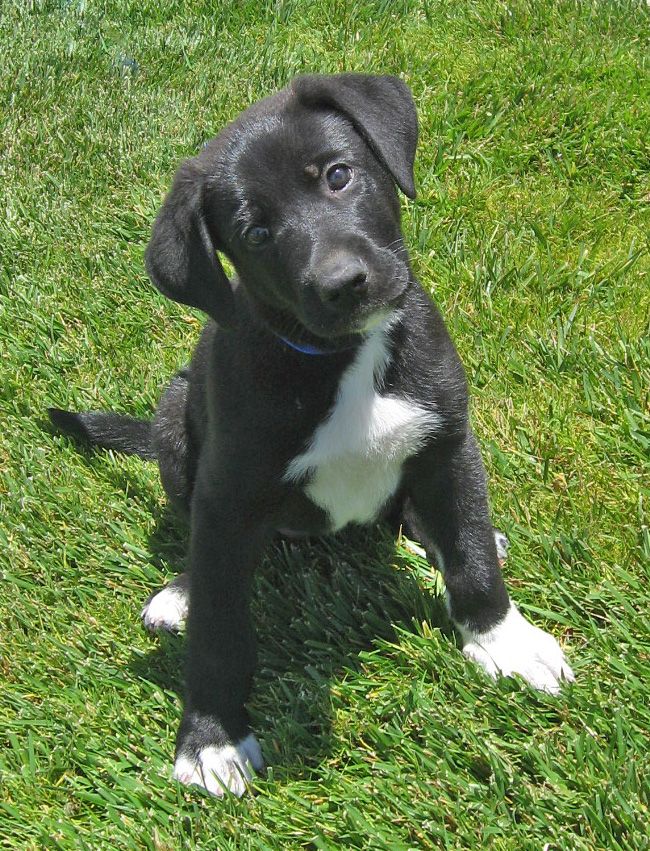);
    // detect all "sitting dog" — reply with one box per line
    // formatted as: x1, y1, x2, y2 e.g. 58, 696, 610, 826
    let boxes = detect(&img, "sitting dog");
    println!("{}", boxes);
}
49, 73, 573, 798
